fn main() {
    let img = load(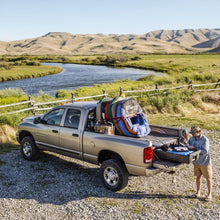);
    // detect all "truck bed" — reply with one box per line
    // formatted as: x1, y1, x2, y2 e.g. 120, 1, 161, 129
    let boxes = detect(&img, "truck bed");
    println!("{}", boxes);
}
140, 132, 179, 147
139, 125, 184, 147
